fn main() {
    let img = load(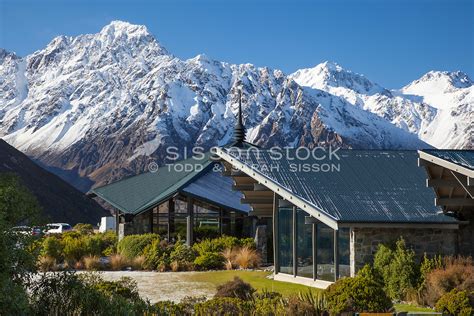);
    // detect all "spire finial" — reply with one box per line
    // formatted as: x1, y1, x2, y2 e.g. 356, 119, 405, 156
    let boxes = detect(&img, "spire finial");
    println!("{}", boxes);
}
233, 88, 246, 144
